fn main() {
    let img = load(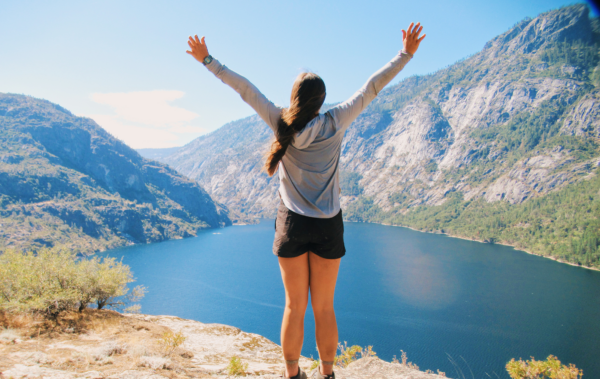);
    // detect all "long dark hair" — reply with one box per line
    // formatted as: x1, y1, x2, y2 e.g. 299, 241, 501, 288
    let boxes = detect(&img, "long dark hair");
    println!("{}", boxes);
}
264, 72, 326, 176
